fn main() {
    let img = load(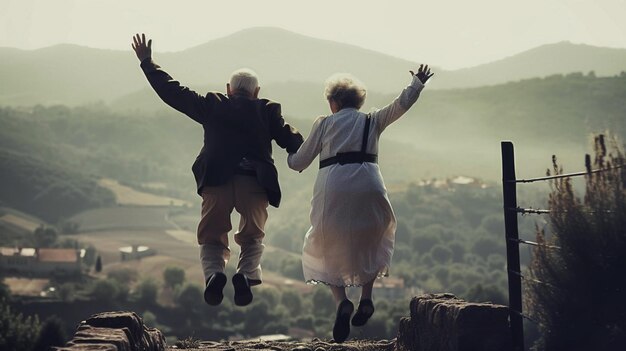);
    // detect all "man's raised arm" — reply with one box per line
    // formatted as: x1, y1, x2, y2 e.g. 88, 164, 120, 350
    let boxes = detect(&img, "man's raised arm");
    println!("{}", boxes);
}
132, 33, 208, 124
